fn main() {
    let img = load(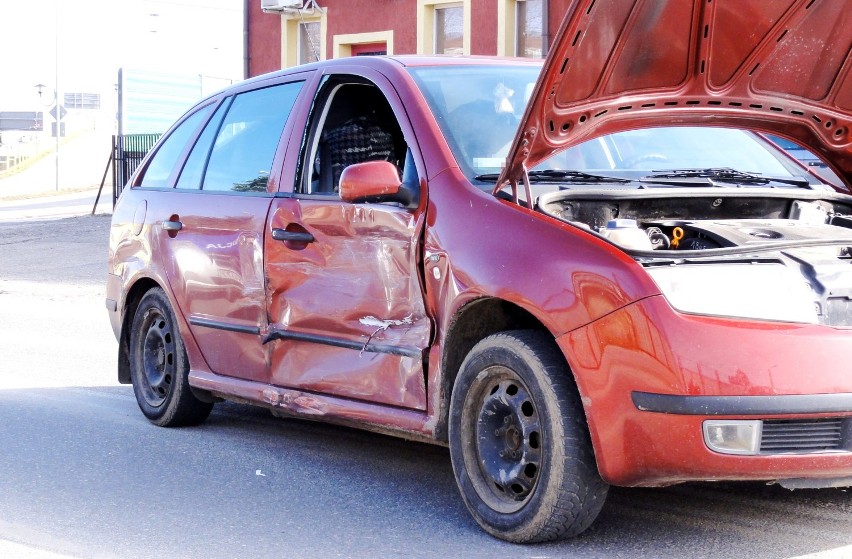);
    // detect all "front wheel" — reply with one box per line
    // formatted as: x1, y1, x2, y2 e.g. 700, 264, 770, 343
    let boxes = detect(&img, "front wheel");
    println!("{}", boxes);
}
449, 330, 608, 542
128, 288, 213, 427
